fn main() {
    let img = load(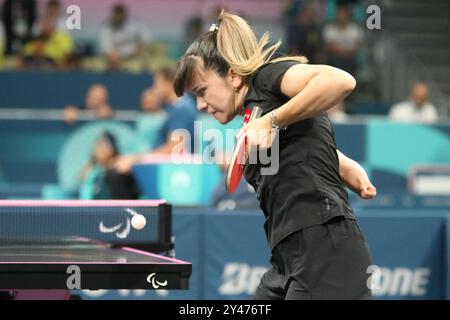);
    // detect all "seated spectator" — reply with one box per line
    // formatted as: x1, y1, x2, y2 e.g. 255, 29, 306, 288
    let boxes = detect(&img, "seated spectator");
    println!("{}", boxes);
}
0, 21, 5, 66
140, 87, 163, 114
1, 0, 37, 55
63, 84, 114, 123
389, 82, 438, 123
32, 0, 65, 36
183, 16, 203, 52
21, 0, 73, 69
80, 131, 139, 199
323, 3, 363, 77
114, 66, 198, 173
99, 4, 148, 70
285, 2, 324, 64
21, 10, 73, 69
30, 1, 88, 70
